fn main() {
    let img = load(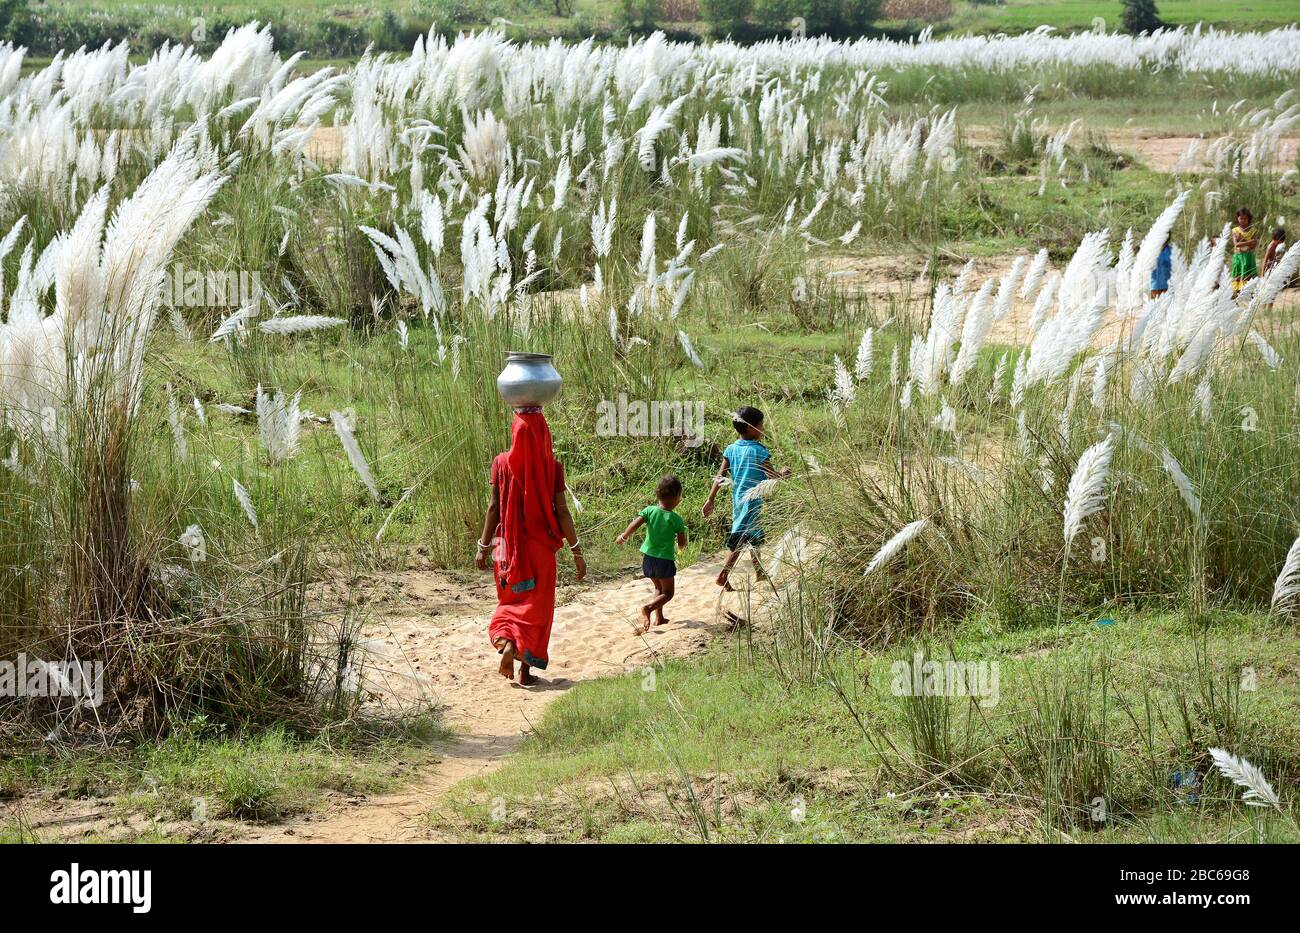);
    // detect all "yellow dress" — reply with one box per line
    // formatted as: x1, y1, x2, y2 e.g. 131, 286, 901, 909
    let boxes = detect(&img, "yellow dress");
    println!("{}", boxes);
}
1232, 225, 1259, 294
